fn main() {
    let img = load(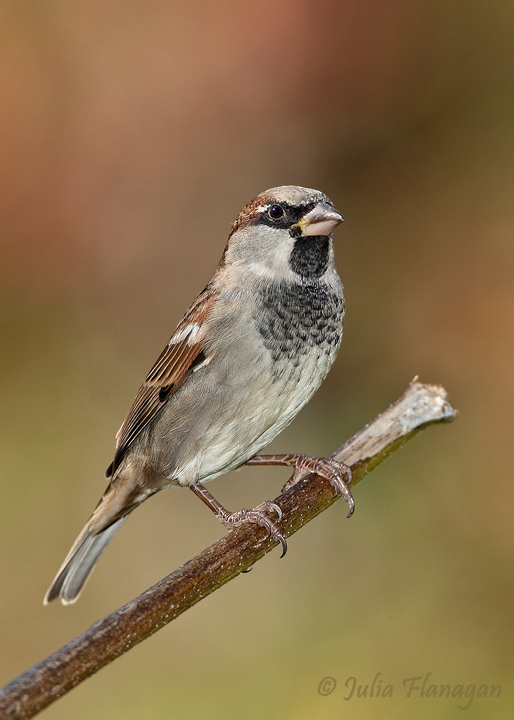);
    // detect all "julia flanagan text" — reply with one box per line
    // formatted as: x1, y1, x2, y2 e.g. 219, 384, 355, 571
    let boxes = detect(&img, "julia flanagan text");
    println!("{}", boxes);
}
318, 672, 501, 710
